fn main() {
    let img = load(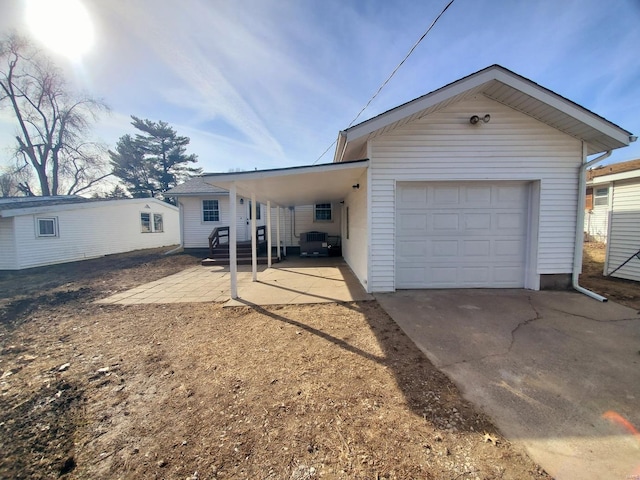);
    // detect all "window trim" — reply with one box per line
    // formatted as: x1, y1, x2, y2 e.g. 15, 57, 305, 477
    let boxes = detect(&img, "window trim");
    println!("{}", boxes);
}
594, 187, 609, 207
36, 217, 58, 237
314, 203, 332, 222
202, 199, 220, 223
